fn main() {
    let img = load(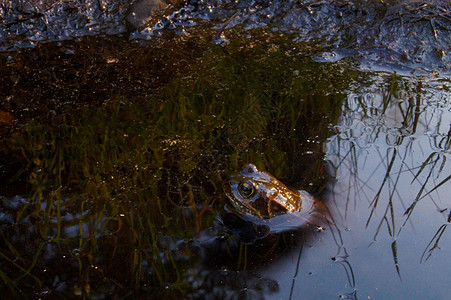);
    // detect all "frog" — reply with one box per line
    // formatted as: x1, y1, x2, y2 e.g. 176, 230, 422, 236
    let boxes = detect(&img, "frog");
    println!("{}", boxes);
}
222, 164, 321, 236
